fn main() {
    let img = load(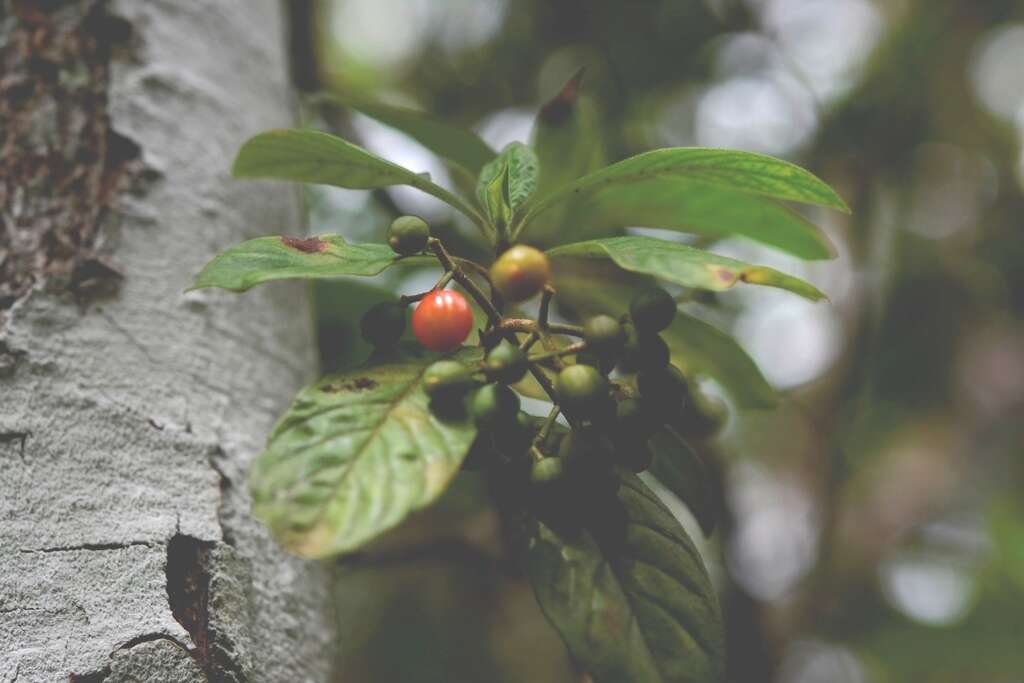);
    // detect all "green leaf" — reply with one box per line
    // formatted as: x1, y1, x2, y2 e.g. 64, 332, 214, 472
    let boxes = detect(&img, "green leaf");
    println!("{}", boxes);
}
550, 260, 777, 409
547, 236, 827, 301
322, 94, 497, 173
518, 146, 849, 235
250, 348, 481, 558
476, 142, 539, 222
480, 162, 513, 231
665, 311, 777, 410
233, 129, 485, 230
525, 472, 725, 683
648, 429, 718, 537
188, 234, 430, 292
569, 178, 836, 260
